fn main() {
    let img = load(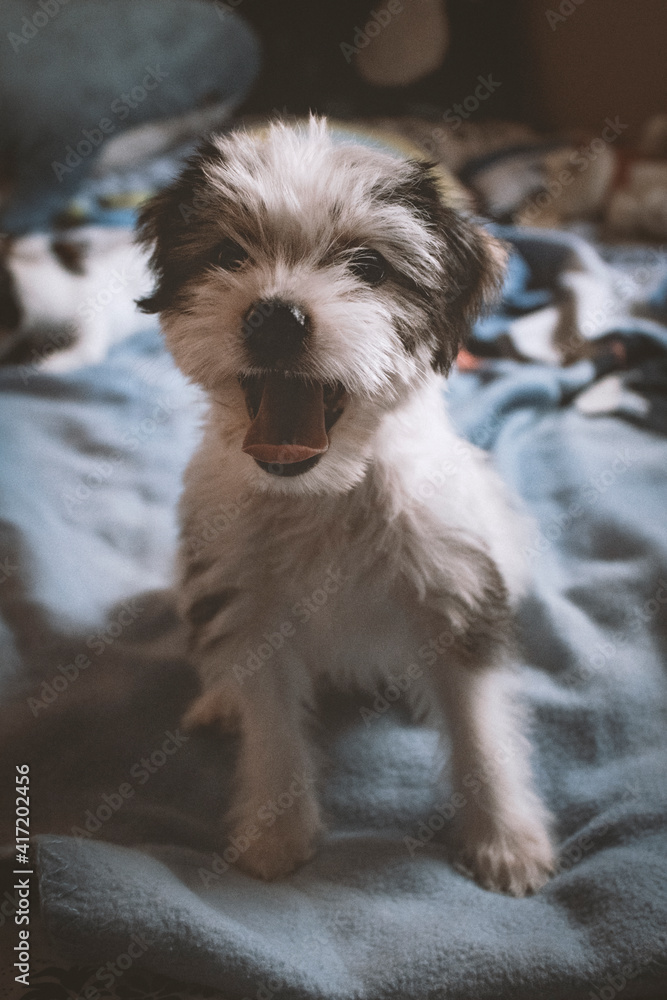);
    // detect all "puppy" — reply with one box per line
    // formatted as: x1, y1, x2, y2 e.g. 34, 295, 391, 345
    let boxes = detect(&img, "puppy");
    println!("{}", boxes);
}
137, 118, 554, 895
